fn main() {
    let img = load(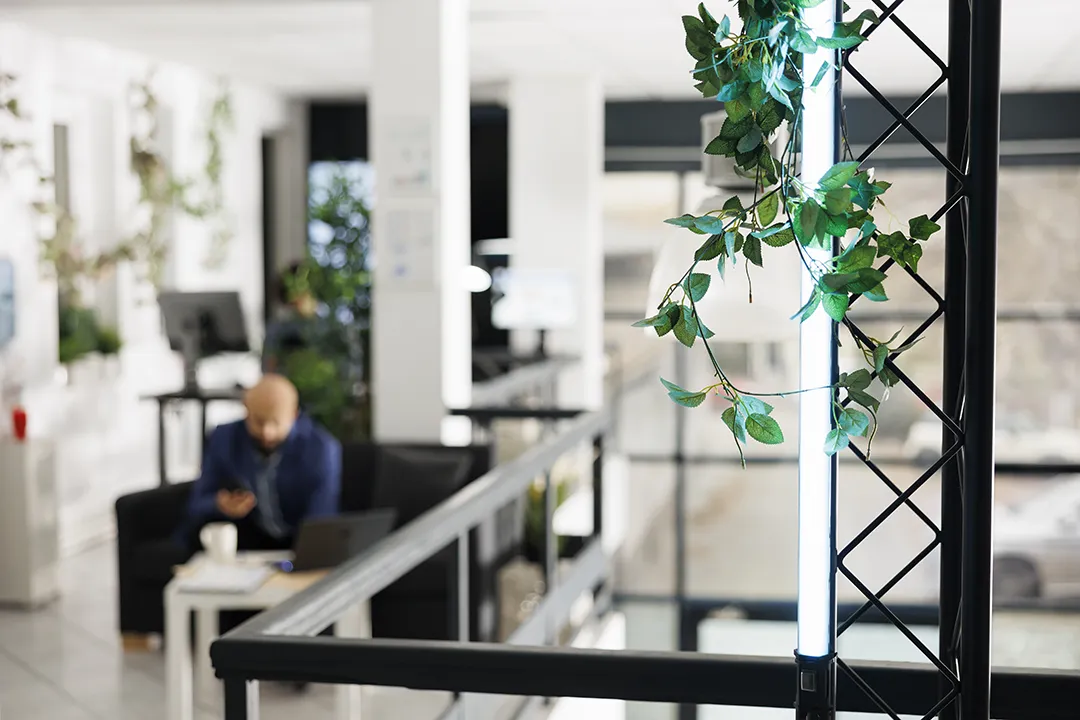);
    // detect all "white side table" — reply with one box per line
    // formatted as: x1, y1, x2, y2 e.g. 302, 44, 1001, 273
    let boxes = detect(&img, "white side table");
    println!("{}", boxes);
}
165, 552, 368, 720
